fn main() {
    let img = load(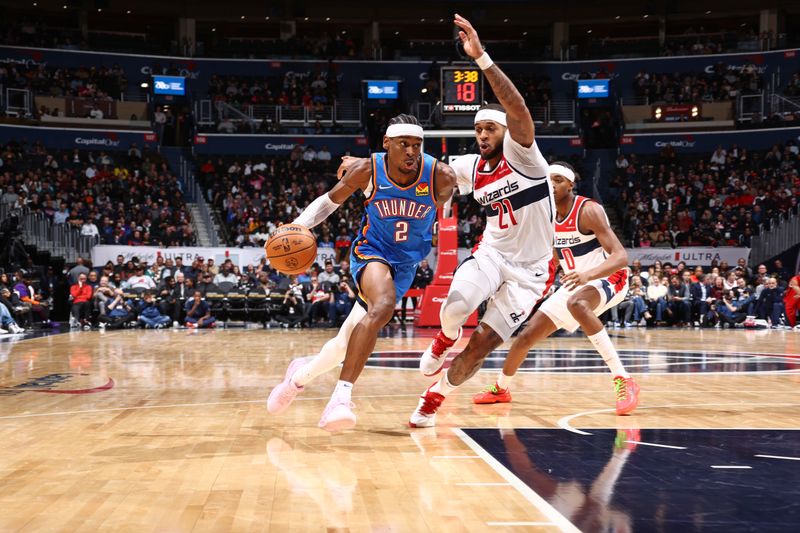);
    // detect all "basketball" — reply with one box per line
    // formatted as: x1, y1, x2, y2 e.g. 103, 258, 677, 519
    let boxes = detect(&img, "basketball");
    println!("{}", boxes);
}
265, 224, 317, 275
